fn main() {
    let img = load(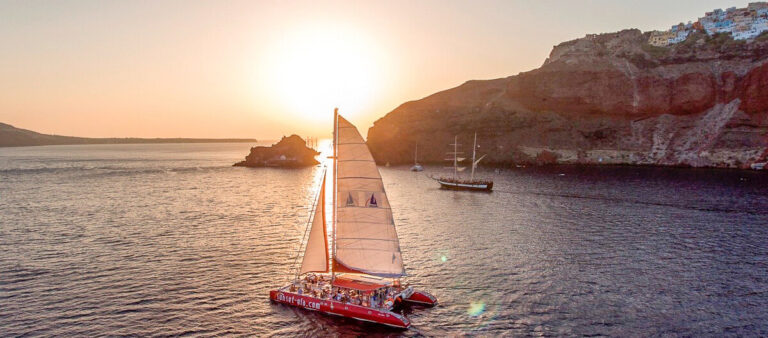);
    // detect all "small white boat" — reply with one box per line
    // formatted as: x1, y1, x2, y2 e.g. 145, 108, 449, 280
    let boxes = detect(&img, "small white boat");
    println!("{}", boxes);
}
751, 162, 766, 170
410, 144, 423, 172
